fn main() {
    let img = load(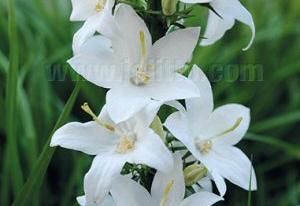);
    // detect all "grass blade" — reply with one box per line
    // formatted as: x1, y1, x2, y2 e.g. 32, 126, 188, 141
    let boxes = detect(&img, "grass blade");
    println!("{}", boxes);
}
245, 133, 300, 160
12, 82, 81, 206
5, 0, 24, 195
